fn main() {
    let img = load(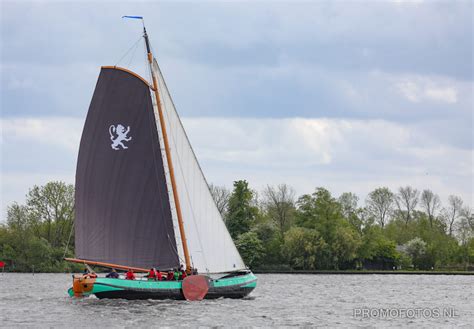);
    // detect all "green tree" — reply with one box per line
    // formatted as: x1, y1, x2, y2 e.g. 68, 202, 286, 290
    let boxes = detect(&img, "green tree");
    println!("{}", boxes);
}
26, 182, 74, 248
283, 227, 326, 270
235, 232, 264, 269
226, 180, 258, 239
253, 221, 285, 266
339, 192, 359, 219
296, 188, 342, 236
357, 225, 399, 269
403, 237, 427, 269
339, 192, 364, 232
295, 188, 361, 269
332, 224, 361, 269
0, 181, 75, 272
